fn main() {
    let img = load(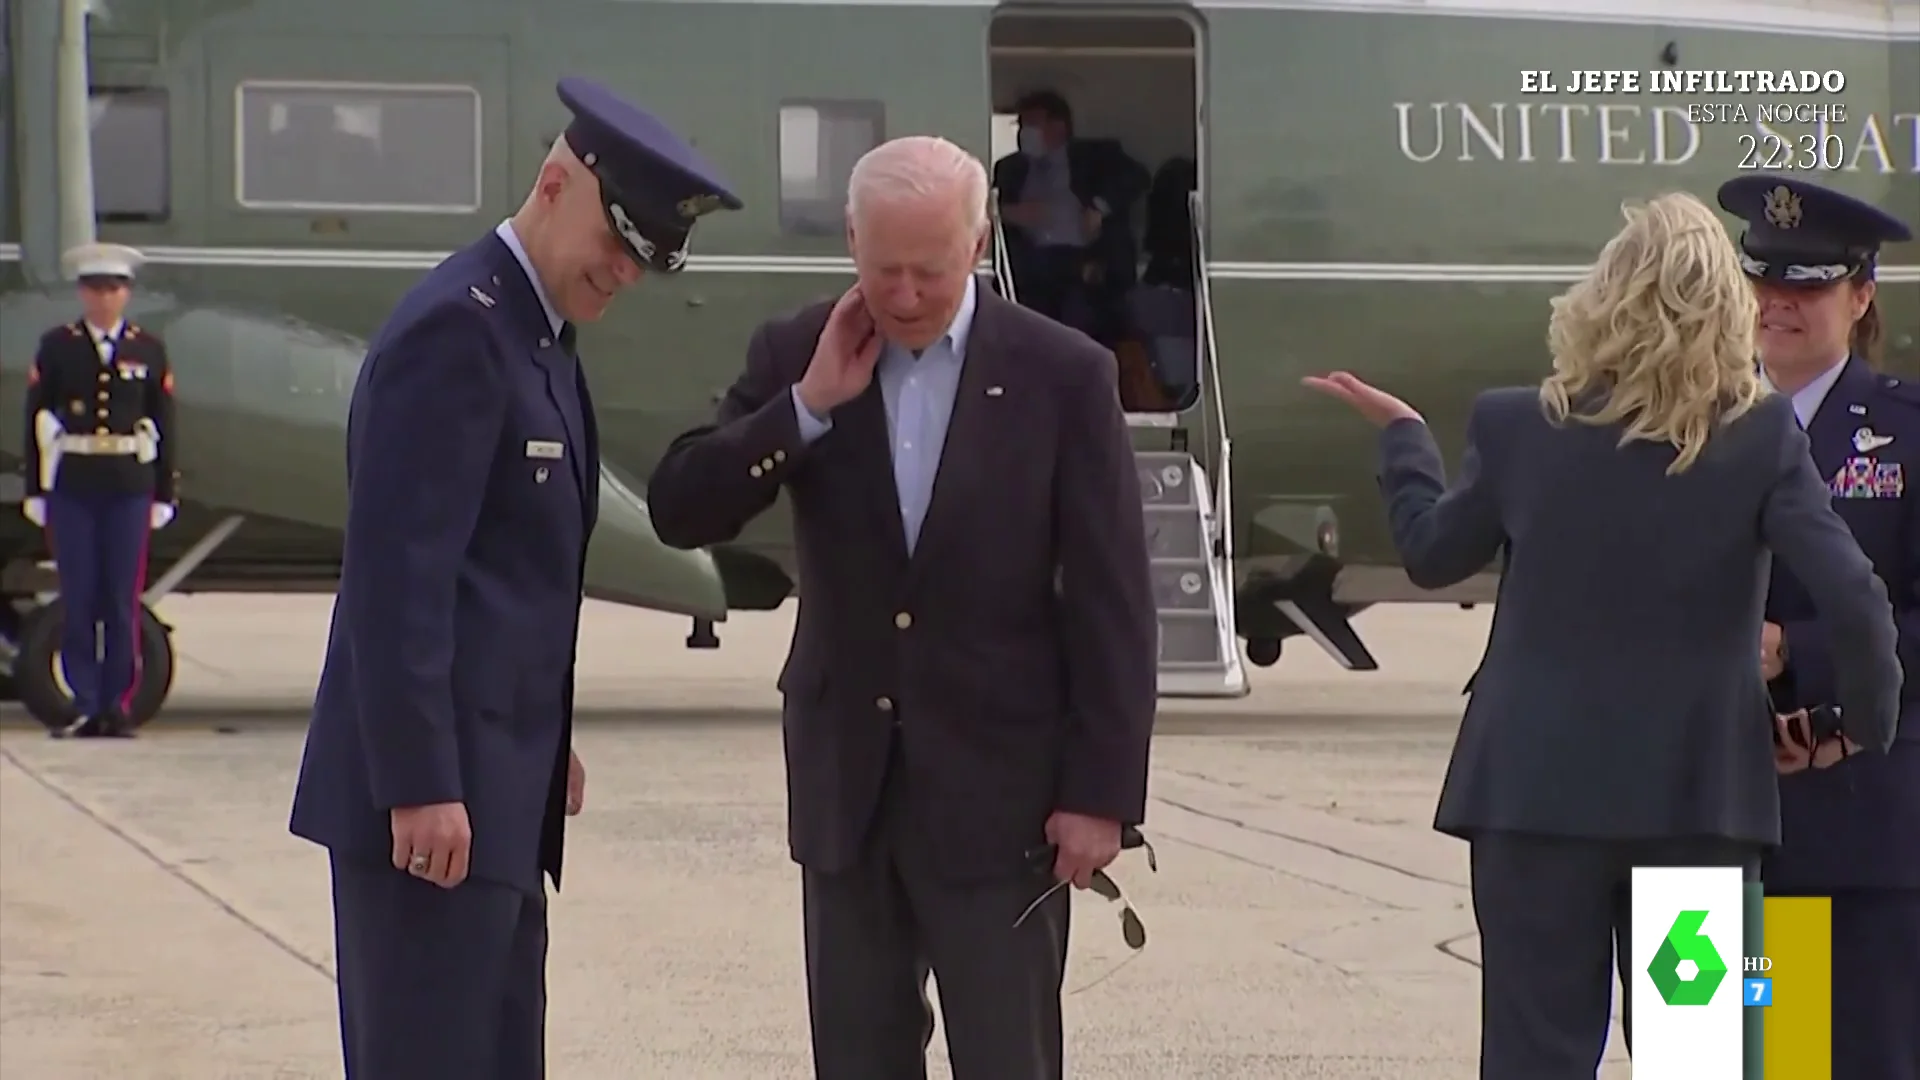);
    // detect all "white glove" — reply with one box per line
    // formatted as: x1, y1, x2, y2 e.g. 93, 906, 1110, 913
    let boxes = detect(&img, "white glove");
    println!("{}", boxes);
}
150, 502, 176, 530
22, 496, 47, 527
